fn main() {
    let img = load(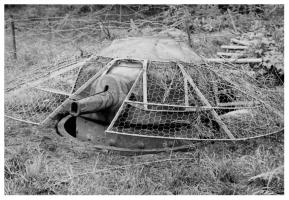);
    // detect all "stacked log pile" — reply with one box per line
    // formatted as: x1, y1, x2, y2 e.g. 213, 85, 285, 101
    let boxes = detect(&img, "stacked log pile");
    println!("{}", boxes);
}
207, 38, 262, 63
